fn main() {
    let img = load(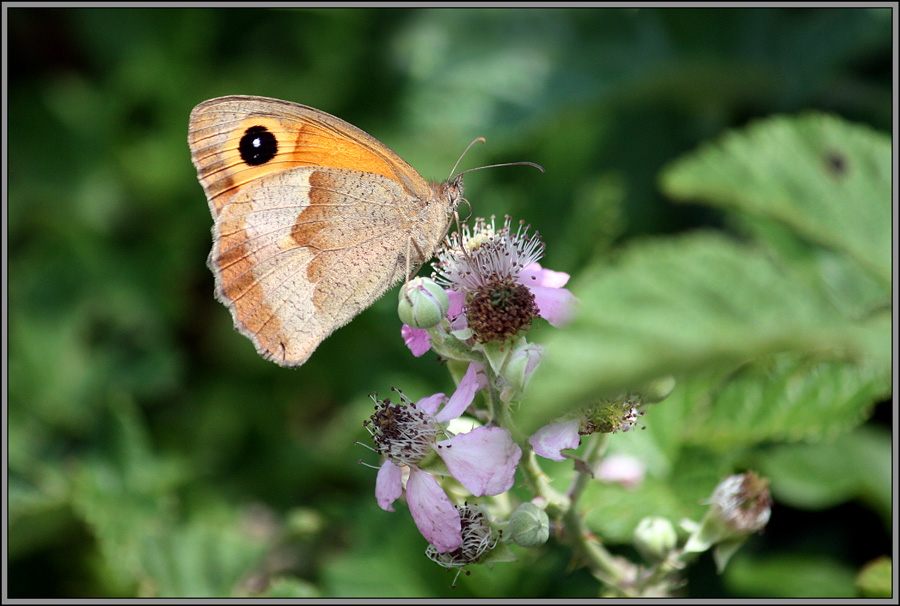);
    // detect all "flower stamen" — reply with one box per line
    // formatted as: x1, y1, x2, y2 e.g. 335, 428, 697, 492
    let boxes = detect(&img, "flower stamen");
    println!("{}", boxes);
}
364, 390, 441, 466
